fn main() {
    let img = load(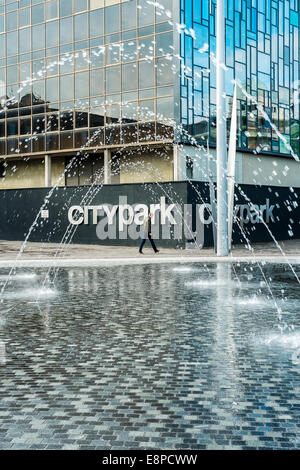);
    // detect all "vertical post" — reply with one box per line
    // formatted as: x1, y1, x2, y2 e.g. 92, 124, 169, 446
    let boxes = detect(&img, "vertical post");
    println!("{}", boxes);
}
173, 144, 180, 181
44, 154, 51, 187
207, 142, 218, 253
104, 149, 111, 184
216, 0, 229, 256
228, 83, 237, 251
